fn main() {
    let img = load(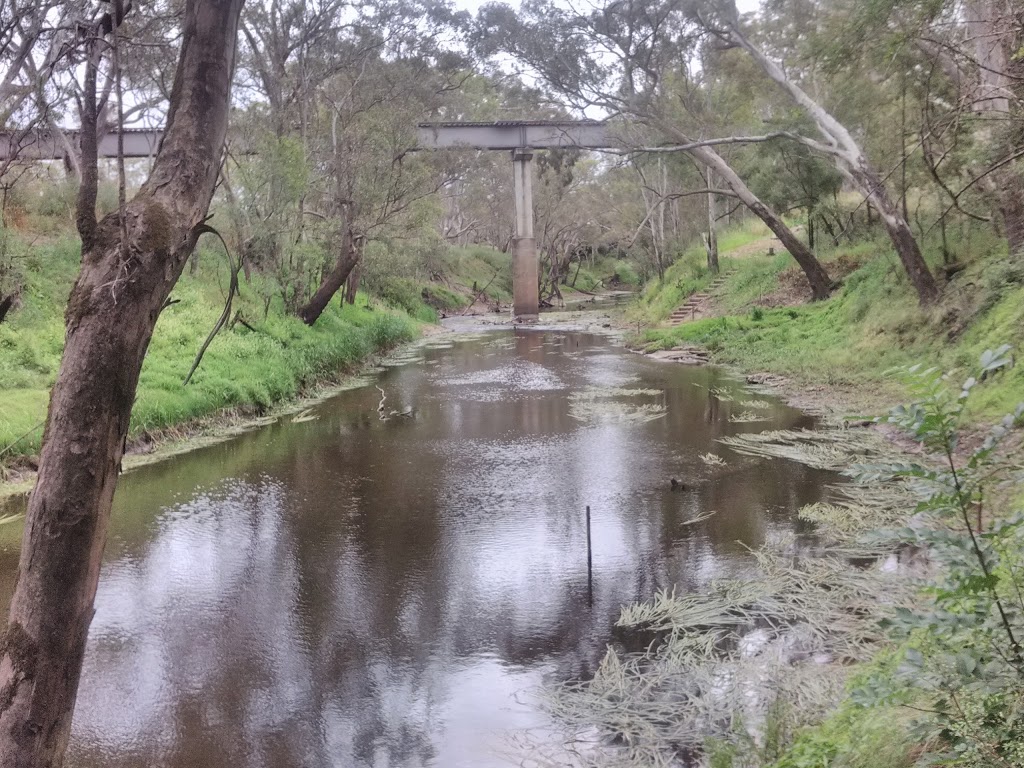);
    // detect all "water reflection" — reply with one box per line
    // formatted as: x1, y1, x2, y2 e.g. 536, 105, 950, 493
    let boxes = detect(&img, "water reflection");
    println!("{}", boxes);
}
0, 330, 830, 767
